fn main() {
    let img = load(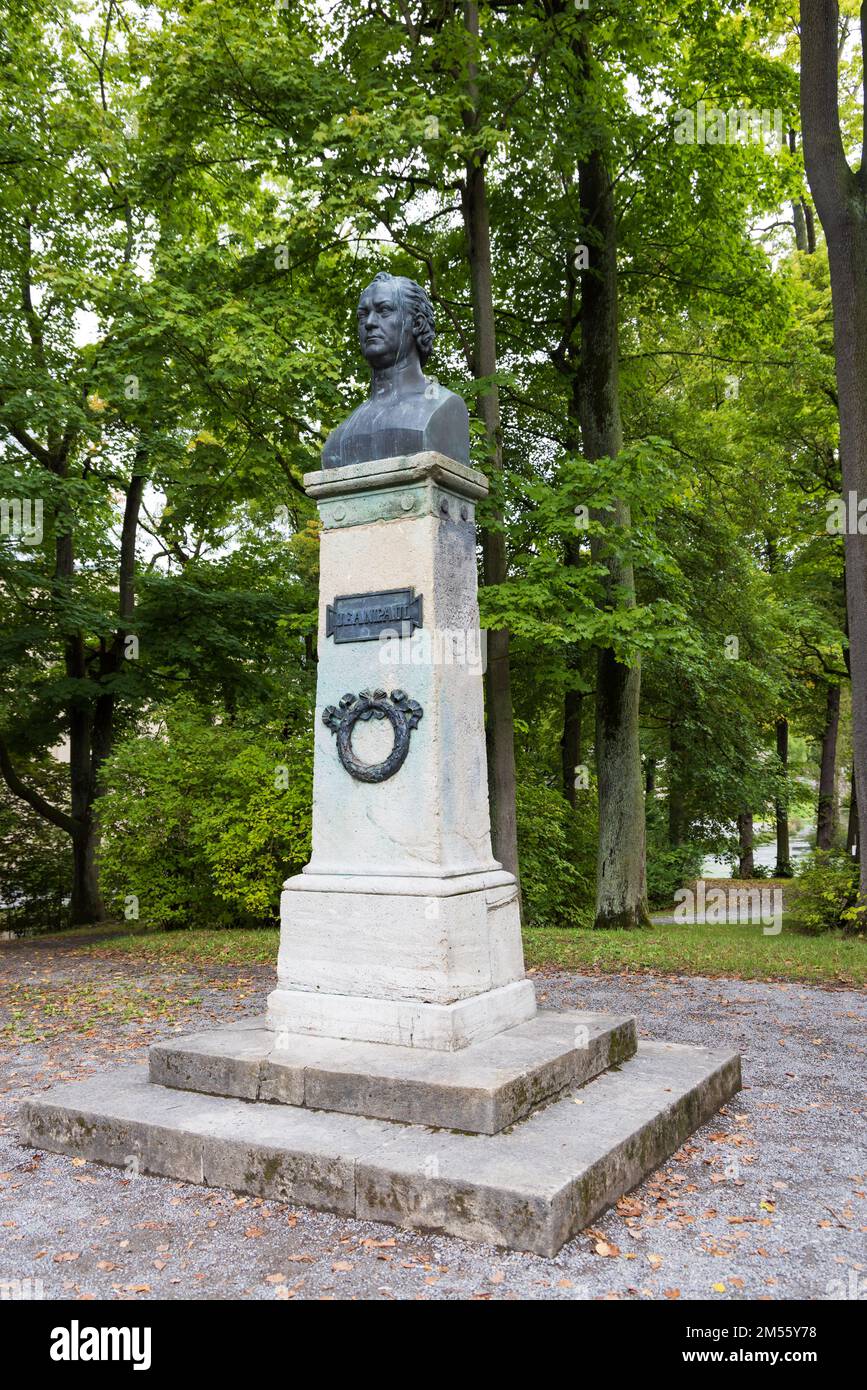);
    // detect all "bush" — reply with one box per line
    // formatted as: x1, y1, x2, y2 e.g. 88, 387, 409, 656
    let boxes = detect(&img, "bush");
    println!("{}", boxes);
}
516, 771, 596, 928
99, 705, 312, 929
101, 712, 599, 933
0, 761, 71, 935
792, 849, 863, 935
646, 843, 705, 908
